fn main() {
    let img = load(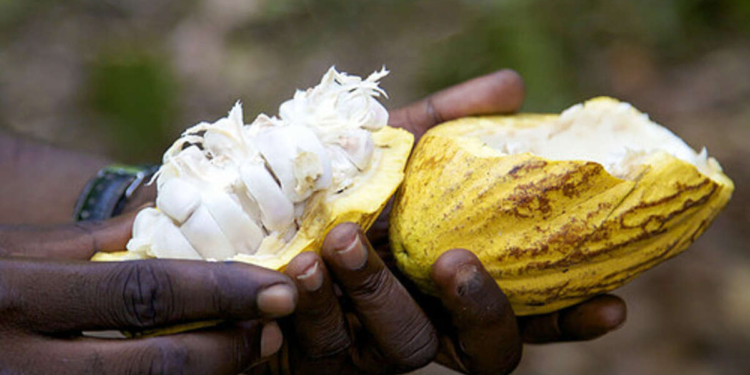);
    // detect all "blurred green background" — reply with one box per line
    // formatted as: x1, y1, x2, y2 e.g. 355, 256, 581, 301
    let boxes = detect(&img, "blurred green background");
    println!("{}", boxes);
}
1, 0, 748, 374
